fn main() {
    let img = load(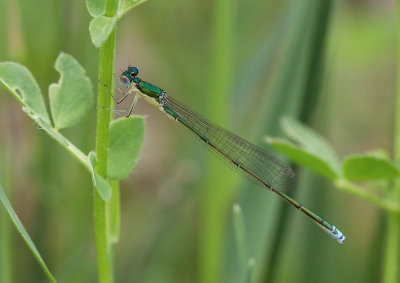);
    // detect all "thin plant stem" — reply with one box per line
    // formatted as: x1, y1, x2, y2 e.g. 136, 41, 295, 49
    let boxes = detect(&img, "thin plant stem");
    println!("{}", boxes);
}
0, 151, 12, 283
334, 179, 400, 214
94, 0, 118, 282
383, 2, 400, 282
107, 180, 120, 243
198, 0, 236, 282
